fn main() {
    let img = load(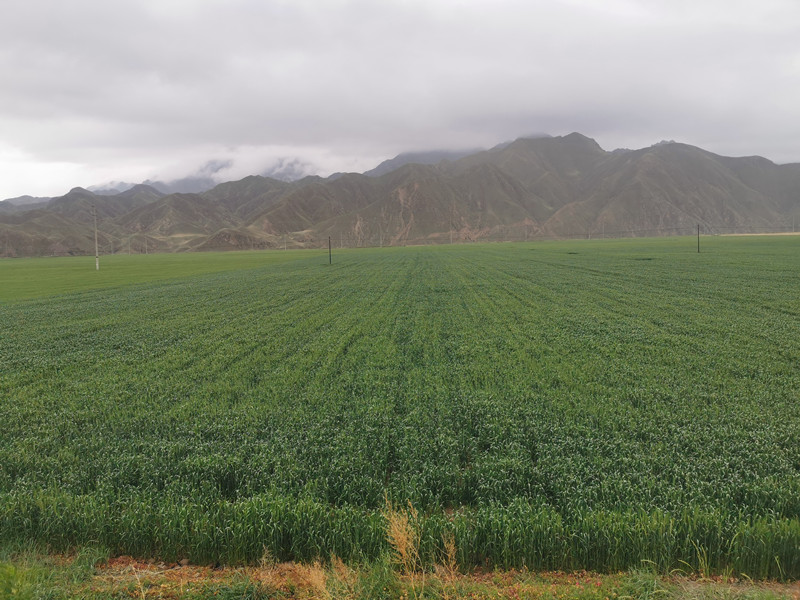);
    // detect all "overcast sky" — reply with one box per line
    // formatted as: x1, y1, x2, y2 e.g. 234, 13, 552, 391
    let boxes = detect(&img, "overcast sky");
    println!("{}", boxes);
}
1, 0, 799, 199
